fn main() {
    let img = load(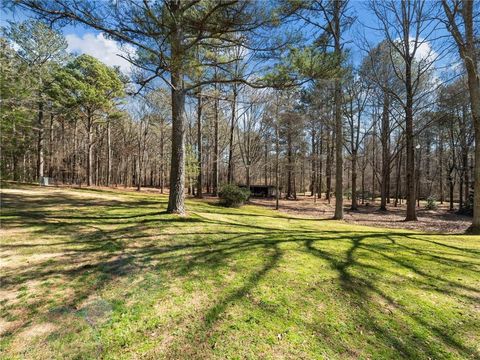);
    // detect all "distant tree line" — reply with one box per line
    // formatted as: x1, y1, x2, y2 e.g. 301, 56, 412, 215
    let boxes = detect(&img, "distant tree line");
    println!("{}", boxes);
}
1, 0, 479, 229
